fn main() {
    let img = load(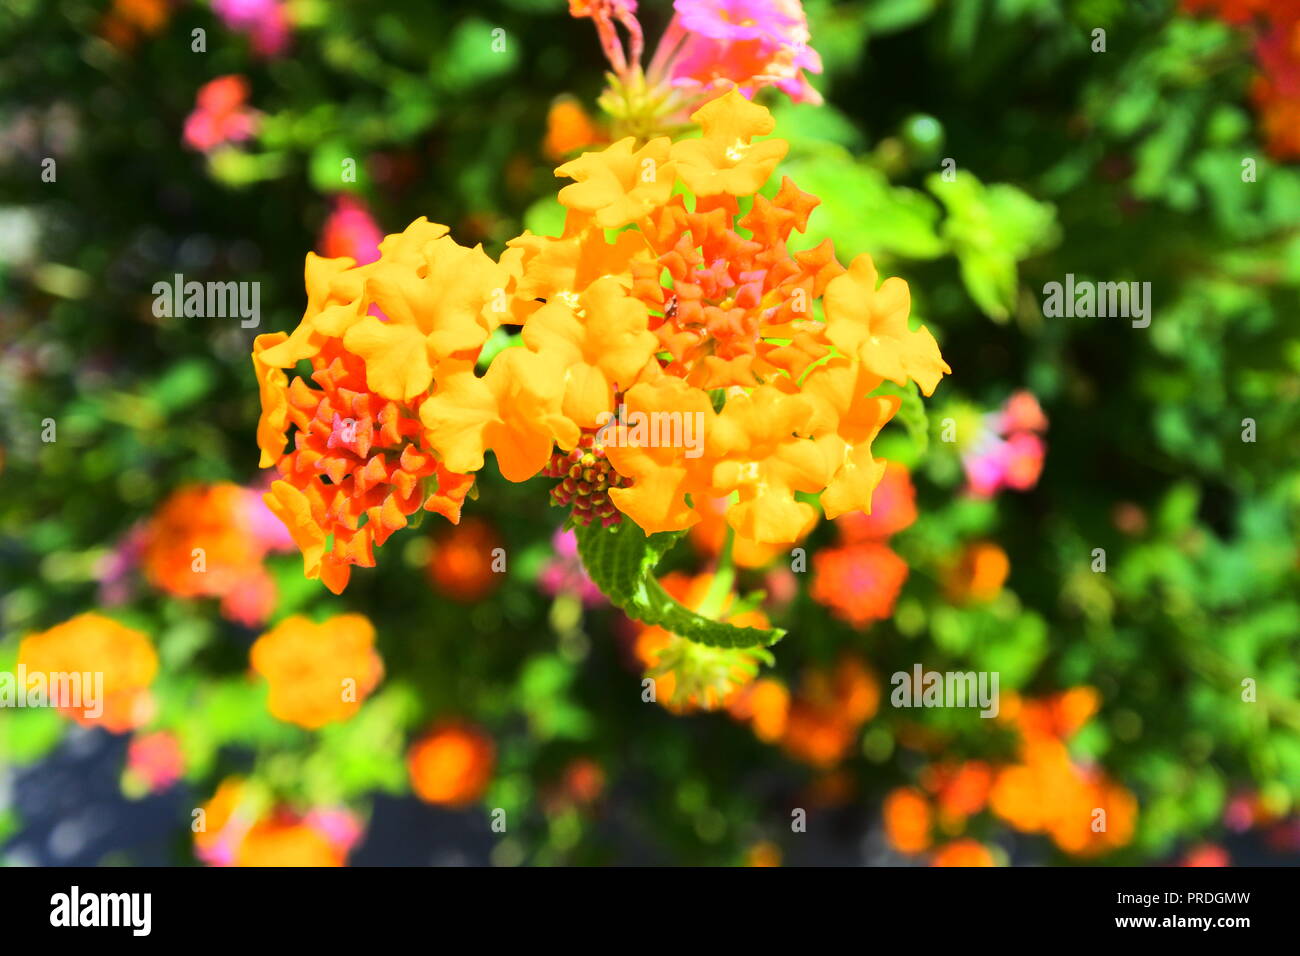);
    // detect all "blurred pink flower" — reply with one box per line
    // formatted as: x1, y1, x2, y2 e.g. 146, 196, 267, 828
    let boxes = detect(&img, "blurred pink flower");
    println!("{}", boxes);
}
98, 522, 148, 606
319, 195, 383, 266
241, 484, 295, 552
539, 528, 605, 606
126, 731, 184, 793
212, 0, 291, 57
183, 75, 258, 152
304, 808, 365, 855
961, 391, 1048, 498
